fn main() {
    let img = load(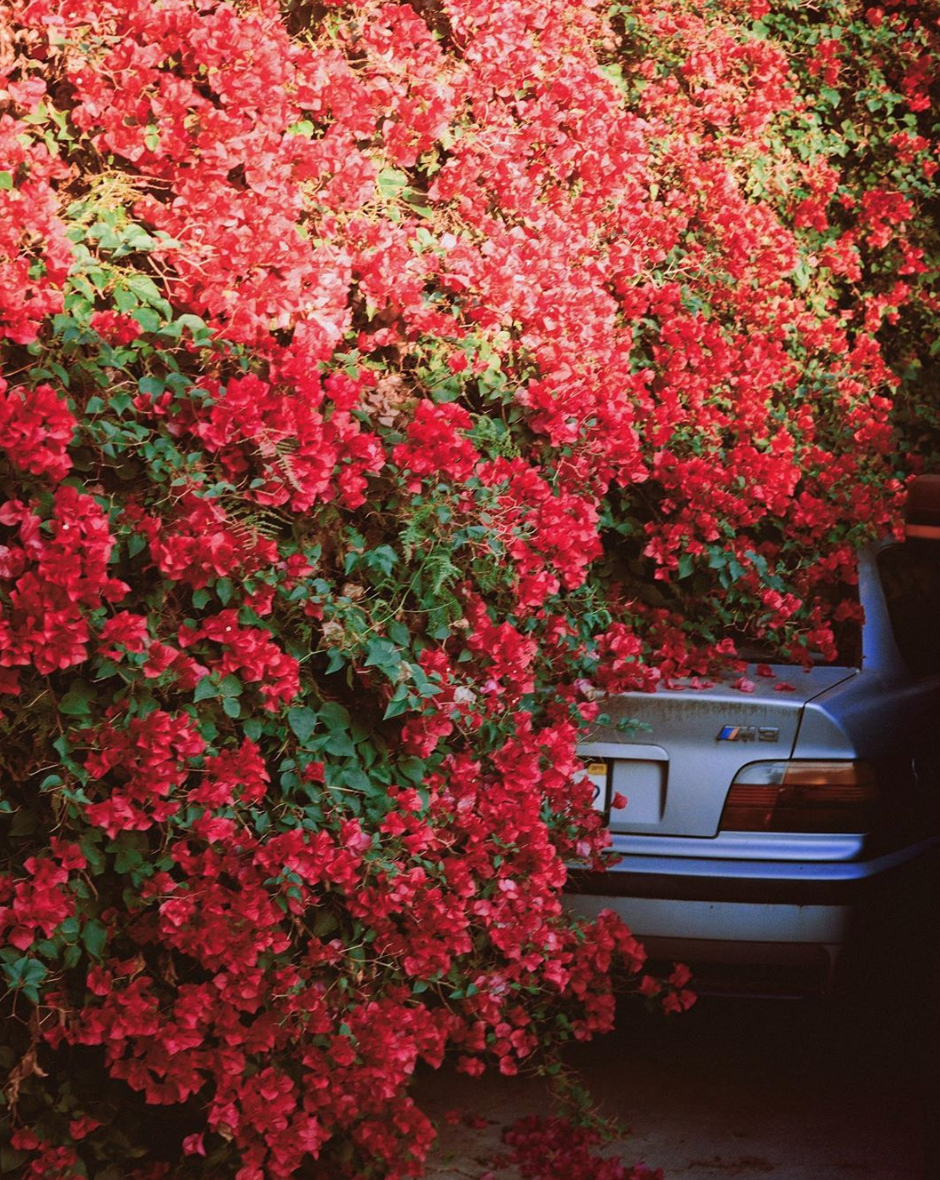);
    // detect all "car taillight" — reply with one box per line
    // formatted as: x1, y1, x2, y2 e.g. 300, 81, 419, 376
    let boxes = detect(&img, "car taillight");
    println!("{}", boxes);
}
719, 761, 877, 833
